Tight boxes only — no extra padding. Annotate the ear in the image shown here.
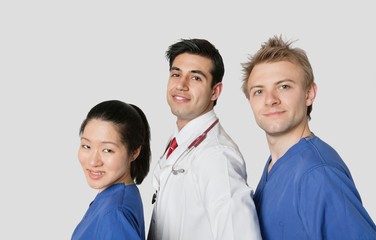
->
[211,82,223,101]
[131,147,141,162]
[306,83,317,106]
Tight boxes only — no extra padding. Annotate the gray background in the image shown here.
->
[1,1,375,239]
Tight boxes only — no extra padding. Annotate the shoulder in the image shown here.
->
[97,208,143,240]
[99,184,143,215]
[296,164,375,238]
[190,124,248,178]
[292,136,350,175]
[201,123,241,154]
[304,135,343,163]
[296,161,360,210]
[196,127,244,164]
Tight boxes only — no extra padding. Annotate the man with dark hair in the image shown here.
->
[148,38,262,240]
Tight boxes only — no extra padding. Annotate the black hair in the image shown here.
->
[79,100,151,184]
[166,38,225,106]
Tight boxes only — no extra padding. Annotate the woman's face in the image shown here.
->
[78,119,133,192]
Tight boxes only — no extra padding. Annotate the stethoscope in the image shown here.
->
[152,118,219,204]
[160,118,219,175]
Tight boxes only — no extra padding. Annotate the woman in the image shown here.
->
[72,100,151,240]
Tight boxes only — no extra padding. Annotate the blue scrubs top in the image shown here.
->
[254,134,376,239]
[72,183,145,240]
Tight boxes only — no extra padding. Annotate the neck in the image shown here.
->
[267,123,311,172]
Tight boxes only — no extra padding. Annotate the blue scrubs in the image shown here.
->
[254,134,376,239]
[72,183,145,240]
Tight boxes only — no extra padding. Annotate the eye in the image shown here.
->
[170,69,180,78]
[103,148,114,153]
[280,84,290,90]
[81,144,90,149]
[252,89,262,95]
[191,76,201,81]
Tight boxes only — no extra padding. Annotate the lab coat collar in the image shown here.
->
[173,110,218,148]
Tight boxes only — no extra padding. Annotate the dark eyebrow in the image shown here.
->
[80,137,119,147]
[191,70,208,80]
[170,66,208,80]
[80,136,90,142]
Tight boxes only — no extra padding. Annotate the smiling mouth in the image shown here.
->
[173,94,190,101]
[88,170,104,179]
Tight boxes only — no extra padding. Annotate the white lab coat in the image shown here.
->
[148,111,262,240]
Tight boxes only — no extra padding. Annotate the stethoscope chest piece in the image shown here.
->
[172,168,185,175]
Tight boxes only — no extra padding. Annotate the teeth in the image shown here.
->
[175,95,185,100]
[90,171,104,175]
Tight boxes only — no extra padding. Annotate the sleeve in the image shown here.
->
[96,208,143,240]
[194,147,262,240]
[298,166,376,239]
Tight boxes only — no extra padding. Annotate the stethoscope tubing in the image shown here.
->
[153,119,219,204]
[160,118,219,175]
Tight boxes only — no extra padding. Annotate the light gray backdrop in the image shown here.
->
[1,1,375,239]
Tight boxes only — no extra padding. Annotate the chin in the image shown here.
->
[87,181,104,190]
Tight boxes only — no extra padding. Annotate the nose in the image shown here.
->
[89,150,103,167]
[265,90,280,106]
[175,75,189,91]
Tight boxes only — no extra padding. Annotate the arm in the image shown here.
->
[298,166,376,239]
[97,208,143,240]
[194,147,262,240]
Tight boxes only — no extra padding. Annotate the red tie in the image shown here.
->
[166,137,178,159]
